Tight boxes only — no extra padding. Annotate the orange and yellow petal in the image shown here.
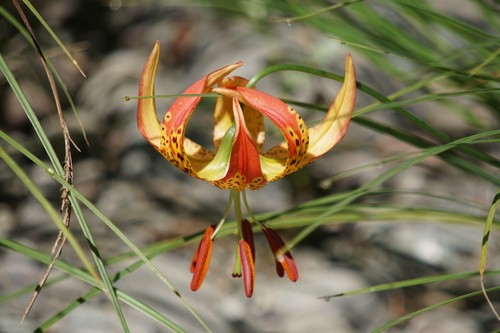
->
[298,55,356,168]
[212,86,309,183]
[213,98,266,190]
[213,99,265,153]
[195,124,235,181]
[237,87,309,181]
[213,95,234,149]
[159,62,243,180]
[214,77,265,151]
[137,41,162,149]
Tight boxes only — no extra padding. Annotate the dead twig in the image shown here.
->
[10,0,79,322]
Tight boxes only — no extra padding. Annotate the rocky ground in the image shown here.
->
[0,1,499,332]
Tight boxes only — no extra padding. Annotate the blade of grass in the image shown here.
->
[281,98,500,185]
[0,238,96,285]
[372,286,500,332]
[259,63,500,180]
[247,63,500,174]
[0,130,213,333]
[318,151,422,188]
[295,188,492,214]
[0,273,68,305]
[269,0,365,23]
[0,147,98,282]
[0,53,128,330]
[36,287,188,333]
[10,0,77,320]
[0,5,89,145]
[479,190,500,320]
[393,0,499,41]
[357,88,500,115]
[287,129,500,248]
[319,270,500,299]
[0,239,188,332]
[269,206,492,230]
[21,0,86,77]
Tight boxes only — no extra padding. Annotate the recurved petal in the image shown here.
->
[160,62,242,180]
[213,97,265,153]
[213,96,234,150]
[238,87,309,181]
[137,41,162,149]
[213,86,309,183]
[299,55,356,167]
[206,63,244,89]
[195,124,235,181]
[242,103,265,152]
[232,87,308,158]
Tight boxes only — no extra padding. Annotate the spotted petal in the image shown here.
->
[213,98,266,190]
[151,53,242,180]
[237,87,311,182]
[212,86,309,184]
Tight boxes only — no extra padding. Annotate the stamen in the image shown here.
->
[241,219,255,261]
[239,240,255,297]
[262,227,299,282]
[190,225,215,291]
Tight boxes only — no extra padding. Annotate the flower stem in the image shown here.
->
[211,190,236,240]
[232,188,244,239]
[241,191,257,222]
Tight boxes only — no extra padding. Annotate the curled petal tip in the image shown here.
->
[299,54,356,165]
[137,42,162,149]
[206,62,244,88]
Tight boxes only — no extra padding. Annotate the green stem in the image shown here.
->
[211,190,235,240]
[232,189,244,239]
[241,190,266,229]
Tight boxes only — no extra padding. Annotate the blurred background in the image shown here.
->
[1,0,499,332]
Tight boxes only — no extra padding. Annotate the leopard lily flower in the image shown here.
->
[138,41,356,297]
